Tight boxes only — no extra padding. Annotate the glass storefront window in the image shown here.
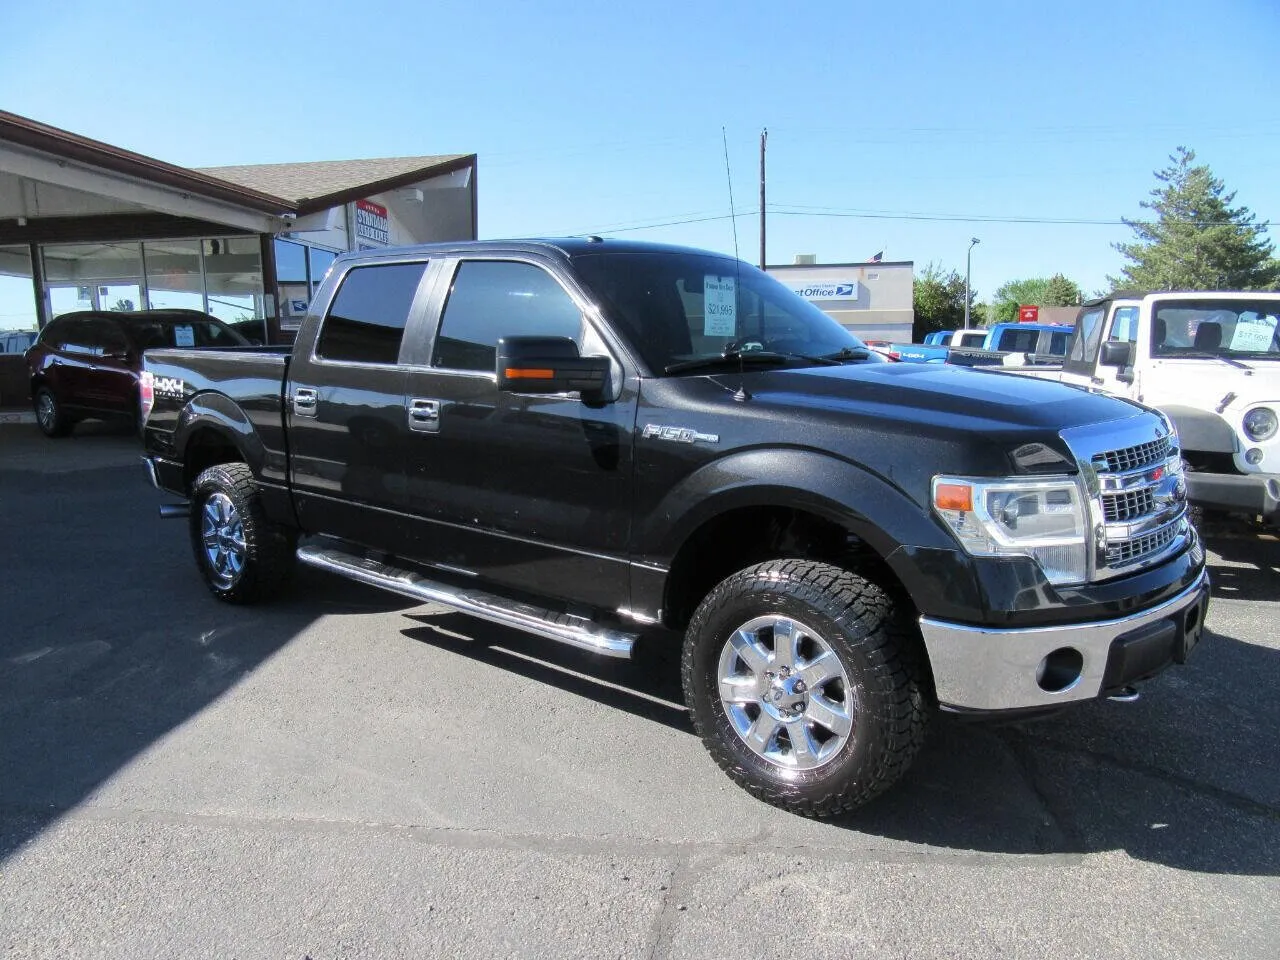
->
[204,237,267,343]
[309,248,337,293]
[43,242,145,317]
[0,246,38,351]
[144,239,204,312]
[274,239,308,282]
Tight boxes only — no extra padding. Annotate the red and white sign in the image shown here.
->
[355,199,390,246]
[1018,305,1040,323]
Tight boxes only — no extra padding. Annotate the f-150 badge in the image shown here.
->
[642,423,720,444]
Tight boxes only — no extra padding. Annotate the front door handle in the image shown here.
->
[293,387,318,418]
[408,397,440,433]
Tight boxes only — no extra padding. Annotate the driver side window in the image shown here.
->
[432,260,587,372]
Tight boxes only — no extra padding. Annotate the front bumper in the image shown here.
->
[1186,471,1280,519]
[919,567,1210,712]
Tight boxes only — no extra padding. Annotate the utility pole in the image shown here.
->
[964,237,980,329]
[759,128,767,270]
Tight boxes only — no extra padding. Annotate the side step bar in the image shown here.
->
[296,544,637,658]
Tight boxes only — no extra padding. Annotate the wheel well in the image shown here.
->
[182,429,244,491]
[662,506,917,630]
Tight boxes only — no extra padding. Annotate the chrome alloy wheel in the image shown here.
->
[201,492,247,589]
[36,392,56,432]
[716,615,854,770]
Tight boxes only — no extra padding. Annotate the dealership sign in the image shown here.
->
[355,199,390,245]
[782,280,859,301]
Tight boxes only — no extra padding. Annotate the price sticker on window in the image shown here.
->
[703,276,737,337]
[174,325,195,347]
[1229,314,1277,352]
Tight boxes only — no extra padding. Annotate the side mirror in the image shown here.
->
[496,336,609,398]
[1099,340,1133,368]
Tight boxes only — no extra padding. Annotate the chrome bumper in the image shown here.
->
[919,568,1210,712]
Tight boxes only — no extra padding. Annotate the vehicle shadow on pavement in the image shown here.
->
[0,456,415,865]
[402,536,1279,878]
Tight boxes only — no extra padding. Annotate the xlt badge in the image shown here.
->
[642,423,720,445]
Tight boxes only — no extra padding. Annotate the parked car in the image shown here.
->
[140,239,1207,817]
[946,322,1075,367]
[26,309,249,437]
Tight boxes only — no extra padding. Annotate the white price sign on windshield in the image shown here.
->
[173,325,195,347]
[703,275,737,337]
[1229,314,1277,352]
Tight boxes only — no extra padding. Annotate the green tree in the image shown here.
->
[1111,147,1280,291]
[912,263,977,340]
[990,274,1083,324]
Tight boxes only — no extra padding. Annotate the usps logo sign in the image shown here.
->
[355,199,390,246]
[783,280,859,301]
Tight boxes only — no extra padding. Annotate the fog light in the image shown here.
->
[1246,448,1264,465]
[1036,647,1084,693]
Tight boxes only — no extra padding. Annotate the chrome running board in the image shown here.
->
[296,544,636,658]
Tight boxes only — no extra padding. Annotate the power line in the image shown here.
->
[768,206,1273,227]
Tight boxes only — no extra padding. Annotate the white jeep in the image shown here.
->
[1007,291,1280,524]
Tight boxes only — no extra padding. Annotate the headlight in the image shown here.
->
[1243,406,1277,442]
[933,475,1089,586]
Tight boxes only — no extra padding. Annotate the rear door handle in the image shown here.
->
[408,397,440,433]
[293,387,318,418]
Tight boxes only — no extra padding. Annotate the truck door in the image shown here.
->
[397,255,636,611]
[1091,305,1141,400]
[285,257,434,553]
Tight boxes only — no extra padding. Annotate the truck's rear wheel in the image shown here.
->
[189,463,296,604]
[681,559,930,817]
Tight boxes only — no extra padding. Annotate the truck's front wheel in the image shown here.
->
[189,463,296,604]
[681,560,930,816]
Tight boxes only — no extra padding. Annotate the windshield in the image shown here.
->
[122,316,248,350]
[1153,300,1280,359]
[573,251,867,374]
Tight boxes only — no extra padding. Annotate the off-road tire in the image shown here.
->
[34,386,72,438]
[189,462,296,604]
[681,559,931,817]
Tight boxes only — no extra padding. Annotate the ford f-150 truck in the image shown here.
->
[140,239,1209,816]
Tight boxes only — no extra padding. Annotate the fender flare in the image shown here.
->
[172,391,266,477]
[638,447,958,564]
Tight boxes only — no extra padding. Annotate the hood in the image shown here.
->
[724,361,1141,435]
[1144,358,1280,416]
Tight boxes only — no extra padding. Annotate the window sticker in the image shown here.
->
[173,325,196,347]
[1229,313,1277,352]
[703,276,737,337]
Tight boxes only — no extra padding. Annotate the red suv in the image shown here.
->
[26,309,249,437]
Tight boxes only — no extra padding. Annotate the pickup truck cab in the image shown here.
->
[947,322,1075,368]
[1004,291,1280,524]
[140,239,1209,816]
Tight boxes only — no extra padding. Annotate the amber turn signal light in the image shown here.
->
[934,482,973,512]
[503,367,556,380]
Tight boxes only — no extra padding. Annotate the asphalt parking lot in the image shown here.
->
[1,422,1278,959]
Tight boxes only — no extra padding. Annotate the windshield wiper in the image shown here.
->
[1180,351,1252,371]
[663,346,872,375]
[664,350,799,375]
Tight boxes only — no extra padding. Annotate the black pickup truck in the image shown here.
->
[140,238,1209,816]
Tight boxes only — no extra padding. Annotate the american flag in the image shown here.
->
[867,251,883,263]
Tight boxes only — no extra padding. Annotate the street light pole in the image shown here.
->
[964,237,980,329]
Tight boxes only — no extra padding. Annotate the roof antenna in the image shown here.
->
[722,127,750,402]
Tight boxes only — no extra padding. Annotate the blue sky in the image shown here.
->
[2,0,1278,300]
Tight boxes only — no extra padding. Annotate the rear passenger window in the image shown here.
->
[316,262,426,365]
[432,261,585,372]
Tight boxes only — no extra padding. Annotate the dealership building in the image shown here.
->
[0,110,477,406]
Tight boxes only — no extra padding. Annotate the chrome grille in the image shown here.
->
[1062,416,1190,582]
[1102,488,1156,522]
[1106,522,1179,568]
[1091,436,1170,474]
